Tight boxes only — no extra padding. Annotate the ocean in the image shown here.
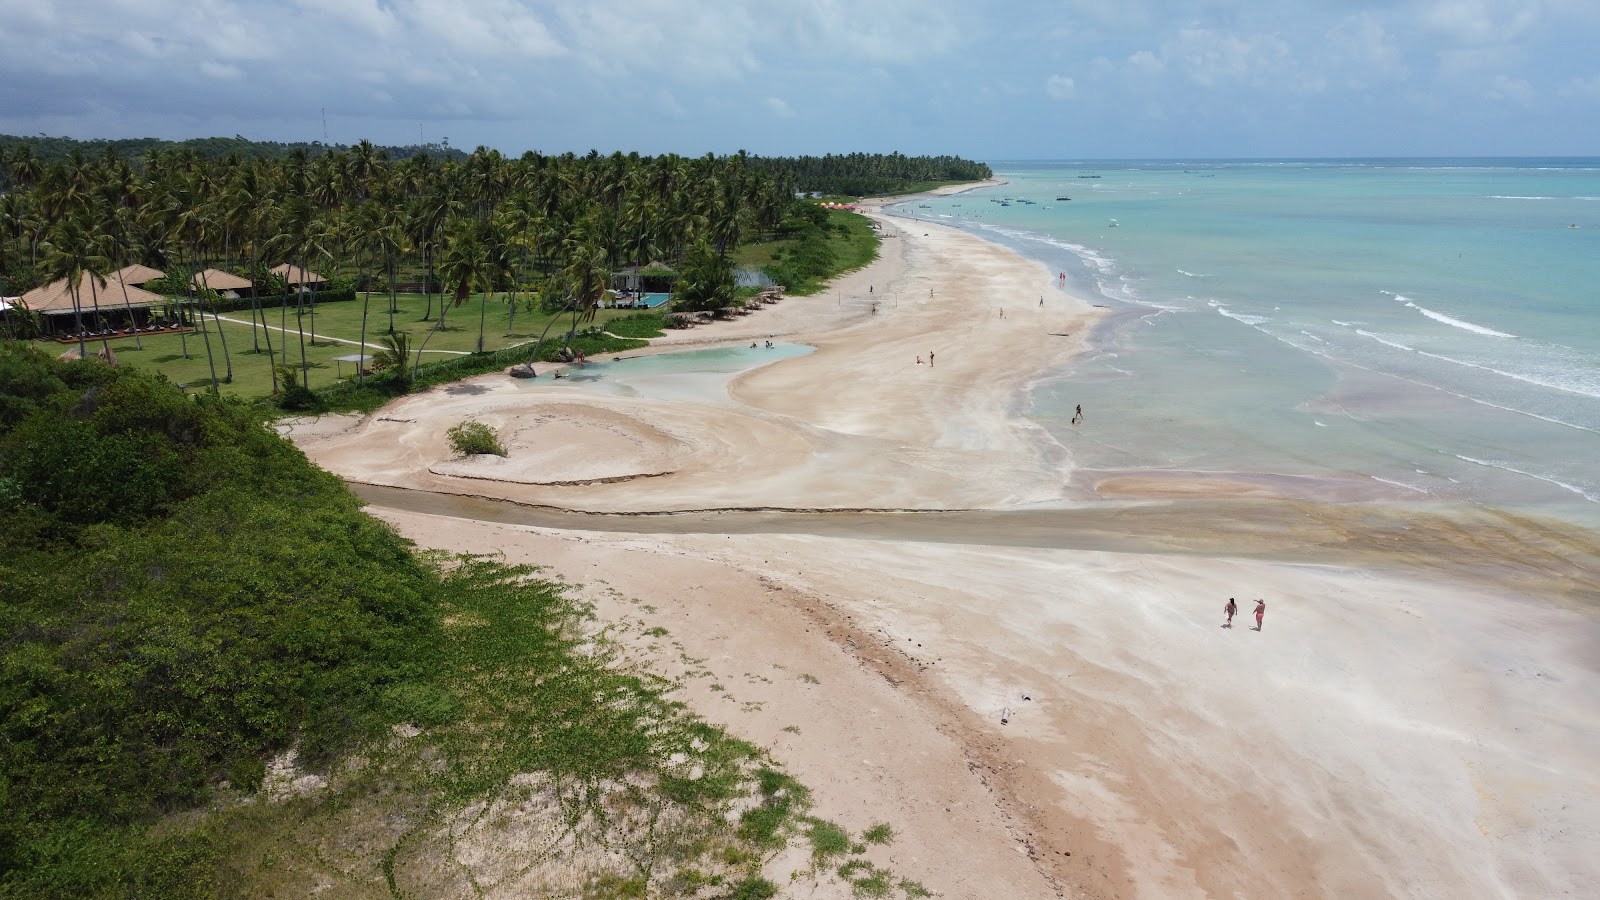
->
[890,160,1600,527]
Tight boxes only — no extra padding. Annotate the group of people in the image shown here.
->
[1222,598,1266,631]
[915,350,935,366]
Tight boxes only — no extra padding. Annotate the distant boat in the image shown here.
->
[917,204,931,208]
[1000,201,1011,206]
[1056,196,1071,201]
[1078,175,1101,179]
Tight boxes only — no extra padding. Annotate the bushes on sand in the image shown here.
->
[446,419,505,457]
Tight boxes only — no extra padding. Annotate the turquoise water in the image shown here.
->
[521,343,812,402]
[895,160,1600,525]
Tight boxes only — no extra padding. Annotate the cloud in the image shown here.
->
[1556,74,1600,99]
[1322,14,1409,89]
[1126,50,1165,77]
[292,0,400,39]
[1483,73,1535,104]
[403,0,565,59]
[766,96,796,118]
[1045,75,1076,99]
[1420,0,1543,45]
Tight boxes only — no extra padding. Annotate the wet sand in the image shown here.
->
[299,185,1600,899]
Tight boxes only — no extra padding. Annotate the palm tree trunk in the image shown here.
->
[88,275,109,355]
[387,258,398,334]
[357,289,370,386]
[477,287,489,353]
[197,265,233,383]
[422,243,436,321]
[258,279,277,393]
[70,282,87,358]
[295,262,311,385]
[114,258,144,350]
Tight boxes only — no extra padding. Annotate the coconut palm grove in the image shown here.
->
[0,137,988,408]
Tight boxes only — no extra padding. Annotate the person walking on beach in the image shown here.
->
[1224,598,1237,628]
[928,350,935,367]
[1040,296,1044,307]
[1253,600,1266,631]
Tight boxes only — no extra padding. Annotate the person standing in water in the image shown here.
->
[1253,600,1266,631]
[1223,598,1237,628]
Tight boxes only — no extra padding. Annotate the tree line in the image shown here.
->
[750,151,992,196]
[0,138,989,397]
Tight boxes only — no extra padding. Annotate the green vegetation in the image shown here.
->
[750,152,992,196]
[863,822,895,845]
[603,312,667,339]
[0,139,976,407]
[807,820,852,860]
[733,208,878,296]
[0,344,927,897]
[445,419,505,456]
[0,133,465,166]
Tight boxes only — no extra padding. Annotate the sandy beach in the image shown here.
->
[298,184,1600,899]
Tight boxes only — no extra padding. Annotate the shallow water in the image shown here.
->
[518,343,812,403]
[894,160,1600,528]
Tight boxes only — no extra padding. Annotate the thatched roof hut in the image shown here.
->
[20,272,168,315]
[268,264,327,286]
[112,264,165,286]
[192,269,252,293]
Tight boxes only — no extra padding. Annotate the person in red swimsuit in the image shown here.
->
[1253,600,1266,631]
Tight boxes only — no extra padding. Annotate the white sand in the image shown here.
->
[300,187,1600,899]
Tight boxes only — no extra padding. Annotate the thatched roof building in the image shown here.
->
[269,264,327,286]
[112,264,165,286]
[192,269,252,292]
[19,272,168,315]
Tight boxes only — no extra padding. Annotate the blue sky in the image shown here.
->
[2,0,1597,159]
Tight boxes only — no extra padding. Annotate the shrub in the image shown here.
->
[446,419,505,457]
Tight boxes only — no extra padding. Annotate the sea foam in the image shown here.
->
[1395,296,1515,337]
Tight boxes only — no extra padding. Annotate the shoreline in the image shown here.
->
[297,185,1600,898]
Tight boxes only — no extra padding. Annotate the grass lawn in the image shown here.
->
[731,209,878,296]
[52,292,662,401]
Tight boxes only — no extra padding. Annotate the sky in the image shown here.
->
[2,0,1598,160]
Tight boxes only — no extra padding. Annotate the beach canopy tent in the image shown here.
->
[19,272,172,337]
[113,263,166,287]
[191,268,252,295]
[269,263,327,287]
[333,353,370,378]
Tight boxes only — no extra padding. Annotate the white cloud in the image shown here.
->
[1421,0,1543,45]
[1483,73,1535,104]
[1045,74,1076,99]
[1556,74,1600,98]
[1165,28,1295,90]
[1126,49,1164,76]
[200,61,243,80]
[1322,14,1409,89]
[292,0,400,38]
[403,0,565,59]
[766,96,796,118]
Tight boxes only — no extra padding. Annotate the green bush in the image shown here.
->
[446,419,506,456]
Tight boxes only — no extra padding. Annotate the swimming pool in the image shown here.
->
[612,293,671,309]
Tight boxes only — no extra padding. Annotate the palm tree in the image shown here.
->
[41,209,113,358]
[271,198,329,386]
[436,215,494,355]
